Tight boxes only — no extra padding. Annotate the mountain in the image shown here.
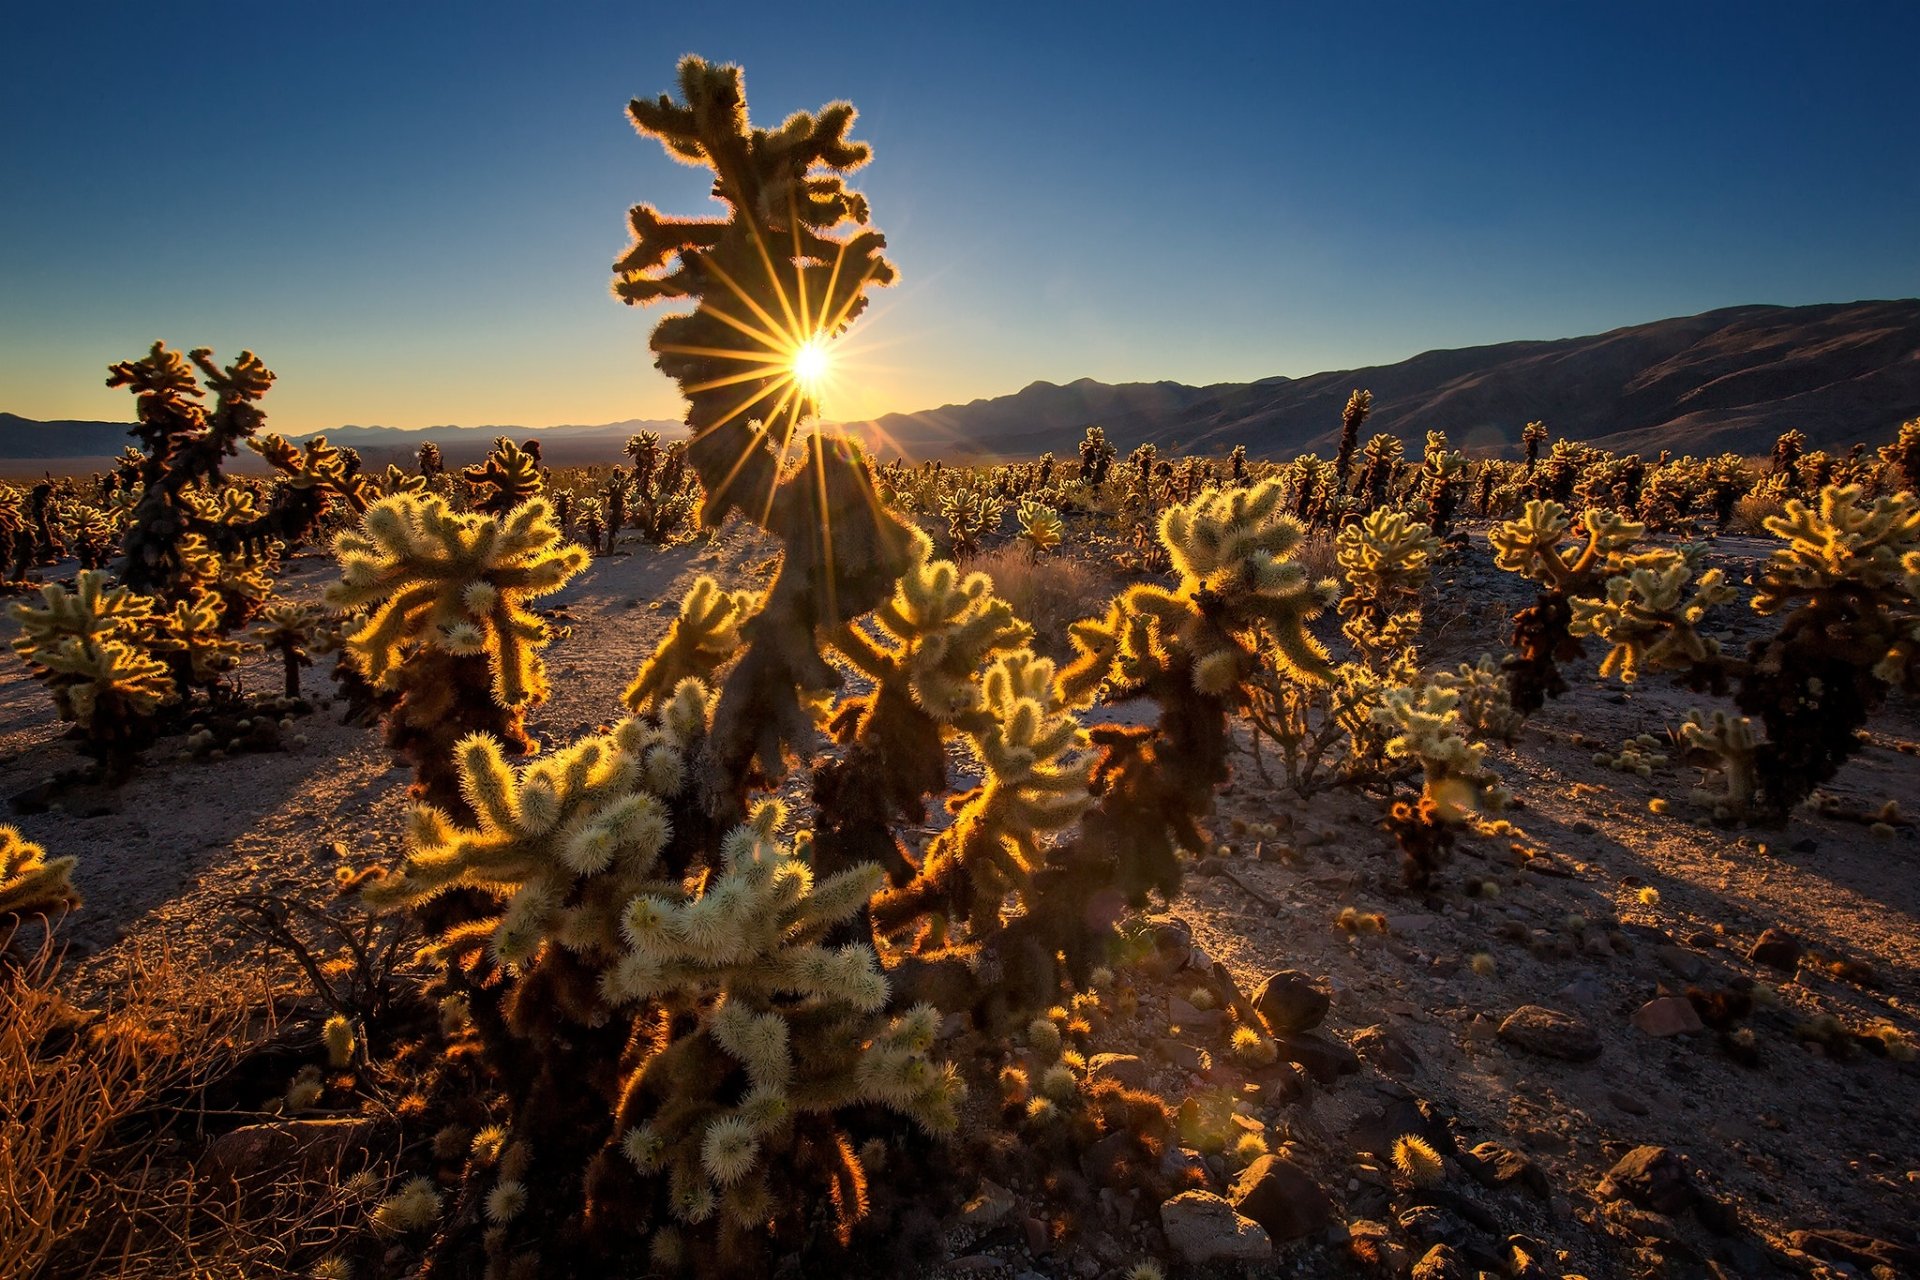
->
[7,300,1918,471]
[0,415,683,474]
[843,299,1920,460]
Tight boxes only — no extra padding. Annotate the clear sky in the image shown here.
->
[4,2,1916,433]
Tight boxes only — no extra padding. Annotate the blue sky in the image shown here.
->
[3,2,1916,432]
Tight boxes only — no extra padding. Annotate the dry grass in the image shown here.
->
[2,935,390,1279]
[969,545,1114,657]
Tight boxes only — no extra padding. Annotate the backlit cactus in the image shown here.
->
[0,825,80,926]
[462,439,546,515]
[1015,498,1065,560]
[1569,544,1734,684]
[9,571,175,770]
[327,493,587,810]
[1336,508,1437,671]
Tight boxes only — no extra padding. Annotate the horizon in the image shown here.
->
[4,3,1918,433]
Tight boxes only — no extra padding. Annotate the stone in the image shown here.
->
[1159,1146,1209,1184]
[1606,1089,1652,1116]
[1352,1024,1421,1076]
[1087,1052,1150,1088]
[1631,995,1706,1038]
[200,1117,386,1182]
[958,1179,1016,1227]
[1155,1039,1204,1071]
[1143,919,1193,977]
[1507,1233,1553,1279]
[1158,1191,1273,1265]
[1748,927,1801,971]
[1597,1146,1695,1215]
[1276,1031,1359,1082]
[1789,1228,1920,1272]
[1228,1154,1332,1242]
[1462,1141,1551,1200]
[1411,1242,1471,1280]
[1397,1204,1465,1248]
[1497,1005,1603,1062]
[1252,969,1331,1035]
[1655,944,1705,980]
[1353,1096,1451,1160]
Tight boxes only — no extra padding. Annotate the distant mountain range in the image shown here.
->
[0,416,683,473]
[6,299,1917,471]
[843,299,1920,460]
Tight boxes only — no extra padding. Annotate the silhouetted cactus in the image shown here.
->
[105,342,363,594]
[1334,389,1371,493]
[463,439,546,515]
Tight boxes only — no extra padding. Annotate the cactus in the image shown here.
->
[1373,681,1510,885]
[8,571,175,771]
[1880,418,1920,493]
[1335,508,1437,671]
[615,54,917,786]
[326,493,587,813]
[252,601,324,699]
[105,342,364,594]
[1333,389,1371,493]
[1015,498,1065,561]
[0,826,80,927]
[940,484,1005,559]
[462,438,546,515]
[1568,544,1734,684]
[1079,426,1116,489]
[1488,499,1648,712]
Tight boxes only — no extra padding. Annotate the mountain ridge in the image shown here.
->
[6,299,1917,469]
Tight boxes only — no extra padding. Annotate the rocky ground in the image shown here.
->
[3,517,1916,1280]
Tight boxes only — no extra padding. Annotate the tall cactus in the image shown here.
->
[615,55,914,790]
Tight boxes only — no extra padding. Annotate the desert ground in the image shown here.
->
[5,511,1915,1280]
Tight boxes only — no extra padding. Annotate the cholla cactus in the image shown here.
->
[1489,500,1648,712]
[1,826,80,926]
[105,342,363,594]
[1374,682,1510,885]
[1080,426,1116,489]
[151,589,250,697]
[327,493,587,811]
[1336,508,1437,670]
[1428,654,1522,742]
[605,817,960,1259]
[623,576,758,717]
[1333,390,1371,492]
[1569,544,1734,684]
[1678,709,1759,814]
[9,571,174,769]
[1356,433,1402,512]
[615,55,916,784]
[253,601,323,699]
[1522,420,1549,474]
[462,439,546,515]
[941,485,1004,559]
[1016,498,1065,561]
[1418,431,1468,536]
[1879,418,1920,493]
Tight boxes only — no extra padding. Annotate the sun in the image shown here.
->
[791,336,831,396]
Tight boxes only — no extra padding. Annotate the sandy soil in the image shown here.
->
[4,518,1916,1279]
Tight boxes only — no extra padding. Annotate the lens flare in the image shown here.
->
[792,337,831,395]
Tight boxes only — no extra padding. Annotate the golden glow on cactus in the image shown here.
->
[327,494,587,709]
[8,571,175,727]
[0,825,81,920]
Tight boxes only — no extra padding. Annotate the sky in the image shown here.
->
[3,2,1917,434]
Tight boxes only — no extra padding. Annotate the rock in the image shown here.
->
[1143,919,1193,977]
[1597,1146,1695,1215]
[1158,1191,1273,1265]
[1411,1242,1471,1280]
[1229,1154,1332,1242]
[1497,1005,1603,1062]
[1352,1024,1421,1076]
[200,1117,386,1182]
[1252,969,1331,1035]
[1168,996,1227,1035]
[1631,996,1705,1038]
[1606,1089,1652,1116]
[1462,1141,1551,1200]
[1155,1040,1204,1071]
[1789,1228,1920,1272]
[1554,975,1608,1007]
[1159,1146,1209,1185]
[1023,1215,1048,1255]
[1655,944,1706,980]
[1087,1052,1150,1088]
[1080,1130,1138,1186]
[1507,1233,1553,1278]
[1276,1031,1359,1082]
[958,1179,1016,1227]
[1353,1096,1452,1159]
[1748,928,1802,971]
[1396,1204,1465,1248]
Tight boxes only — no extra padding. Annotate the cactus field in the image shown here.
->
[4,52,1920,1280]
